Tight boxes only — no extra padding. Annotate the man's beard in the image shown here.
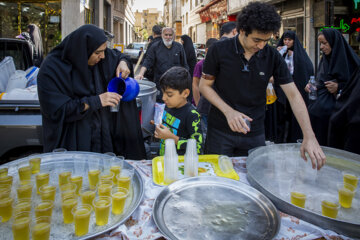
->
[163,38,173,47]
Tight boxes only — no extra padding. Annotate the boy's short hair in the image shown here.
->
[236,2,281,35]
[159,66,191,93]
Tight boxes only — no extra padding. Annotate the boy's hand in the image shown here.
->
[154,124,176,140]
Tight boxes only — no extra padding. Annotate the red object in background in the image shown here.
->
[357,27,360,32]
[228,15,236,22]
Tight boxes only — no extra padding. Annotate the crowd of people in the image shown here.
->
[36,2,360,166]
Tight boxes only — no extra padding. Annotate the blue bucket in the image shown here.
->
[107,73,140,102]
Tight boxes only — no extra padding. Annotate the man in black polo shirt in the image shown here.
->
[199,2,326,169]
[136,27,189,101]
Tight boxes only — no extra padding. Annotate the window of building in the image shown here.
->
[190,0,192,10]
[186,13,188,25]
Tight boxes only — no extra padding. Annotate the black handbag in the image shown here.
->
[308,87,336,118]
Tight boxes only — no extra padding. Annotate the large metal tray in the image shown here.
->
[247,144,360,238]
[0,151,144,240]
[153,176,280,240]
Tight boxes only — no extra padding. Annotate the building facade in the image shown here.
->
[0,0,134,55]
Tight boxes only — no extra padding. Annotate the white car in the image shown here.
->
[124,42,148,62]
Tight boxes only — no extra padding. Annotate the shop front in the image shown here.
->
[196,0,227,39]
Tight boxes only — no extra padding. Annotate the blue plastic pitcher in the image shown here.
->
[107,73,140,102]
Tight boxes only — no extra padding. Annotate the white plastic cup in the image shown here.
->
[184,139,198,177]
[164,139,178,184]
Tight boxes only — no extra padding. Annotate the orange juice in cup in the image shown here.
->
[111,187,129,215]
[72,205,92,236]
[290,191,306,208]
[12,211,31,240]
[29,157,41,174]
[61,194,78,224]
[343,172,359,188]
[36,172,50,194]
[32,216,51,240]
[39,185,56,201]
[35,200,54,218]
[70,175,83,195]
[0,196,13,222]
[17,183,33,199]
[58,171,71,187]
[93,196,111,226]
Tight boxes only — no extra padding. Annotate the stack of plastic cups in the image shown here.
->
[164,139,178,184]
[184,139,199,177]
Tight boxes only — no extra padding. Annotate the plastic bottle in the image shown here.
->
[308,76,317,100]
[278,45,287,55]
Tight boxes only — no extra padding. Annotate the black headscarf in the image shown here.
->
[329,66,360,154]
[38,25,146,159]
[28,24,43,66]
[320,29,360,88]
[277,31,314,105]
[180,34,197,76]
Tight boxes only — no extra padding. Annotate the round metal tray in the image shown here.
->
[153,176,280,240]
[247,144,360,238]
[0,151,144,240]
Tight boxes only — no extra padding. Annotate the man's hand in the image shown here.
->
[324,81,338,94]
[224,109,252,134]
[116,60,130,79]
[135,74,144,80]
[300,135,326,170]
[304,83,311,93]
[154,124,177,141]
[99,92,121,107]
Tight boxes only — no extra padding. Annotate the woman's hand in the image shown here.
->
[324,81,338,94]
[99,92,121,107]
[276,46,283,51]
[304,83,311,93]
[116,60,130,79]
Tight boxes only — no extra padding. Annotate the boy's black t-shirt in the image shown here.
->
[159,103,204,155]
[203,35,293,136]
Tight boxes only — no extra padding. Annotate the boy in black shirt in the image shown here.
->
[154,66,203,156]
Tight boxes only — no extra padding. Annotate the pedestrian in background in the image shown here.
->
[305,28,360,146]
[219,22,237,40]
[268,30,314,143]
[180,34,197,77]
[28,24,43,67]
[37,24,146,159]
[136,27,189,102]
[143,25,162,81]
[200,2,325,169]
[192,38,218,137]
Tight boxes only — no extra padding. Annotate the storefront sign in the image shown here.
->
[320,19,350,32]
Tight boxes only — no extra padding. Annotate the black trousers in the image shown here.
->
[205,126,265,156]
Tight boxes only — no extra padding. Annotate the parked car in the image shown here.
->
[123,42,148,62]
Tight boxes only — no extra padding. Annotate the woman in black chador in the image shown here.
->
[265,31,314,143]
[305,28,360,146]
[328,66,360,154]
[37,25,146,159]
[180,35,197,77]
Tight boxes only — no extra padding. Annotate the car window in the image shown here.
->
[126,44,134,49]
[133,43,145,50]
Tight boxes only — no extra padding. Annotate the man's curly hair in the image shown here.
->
[236,2,281,35]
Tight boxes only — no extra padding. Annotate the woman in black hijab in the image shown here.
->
[28,24,43,67]
[180,35,197,77]
[328,66,360,154]
[305,28,360,146]
[37,24,146,159]
[266,31,314,143]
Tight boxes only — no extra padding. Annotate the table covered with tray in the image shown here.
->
[102,145,357,240]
